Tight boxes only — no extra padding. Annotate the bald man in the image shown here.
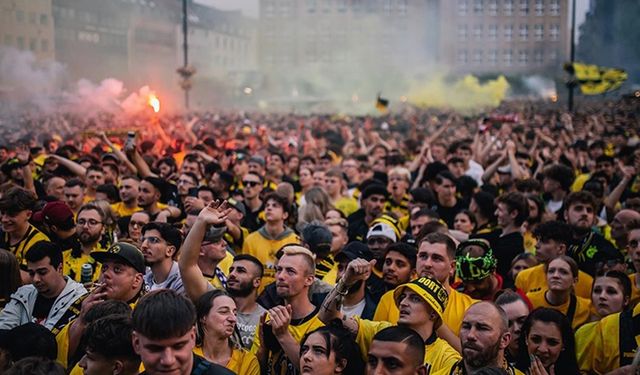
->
[610,209,640,249]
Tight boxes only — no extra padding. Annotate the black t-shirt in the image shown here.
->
[434,200,467,229]
[242,202,265,233]
[472,229,524,278]
[569,231,623,277]
[32,294,57,324]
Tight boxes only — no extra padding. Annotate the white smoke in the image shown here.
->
[522,75,557,99]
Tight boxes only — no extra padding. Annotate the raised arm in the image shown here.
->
[48,154,87,177]
[178,200,232,301]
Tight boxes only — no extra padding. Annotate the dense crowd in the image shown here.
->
[0,96,639,375]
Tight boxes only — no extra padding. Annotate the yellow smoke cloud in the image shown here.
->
[408,75,510,112]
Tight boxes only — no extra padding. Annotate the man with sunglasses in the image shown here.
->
[240,172,265,232]
[140,222,184,294]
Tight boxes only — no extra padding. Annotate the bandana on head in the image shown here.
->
[455,240,497,281]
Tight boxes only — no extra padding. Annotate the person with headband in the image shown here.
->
[455,239,528,303]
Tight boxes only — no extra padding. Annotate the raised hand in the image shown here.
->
[268,304,292,338]
[197,200,232,226]
[342,258,376,286]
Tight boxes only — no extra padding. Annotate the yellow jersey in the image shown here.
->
[334,196,359,217]
[241,228,299,280]
[2,225,49,266]
[193,345,260,375]
[251,310,324,375]
[575,303,640,374]
[322,264,338,286]
[629,273,640,308]
[355,318,461,374]
[373,286,477,336]
[62,249,103,283]
[109,202,140,218]
[515,264,593,299]
[526,290,591,330]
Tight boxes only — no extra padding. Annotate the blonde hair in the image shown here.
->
[281,245,316,276]
[389,167,411,182]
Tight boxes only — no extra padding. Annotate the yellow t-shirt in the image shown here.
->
[62,249,103,283]
[203,251,234,289]
[3,225,49,266]
[575,303,640,374]
[373,287,477,336]
[515,264,594,299]
[334,196,359,217]
[109,202,140,218]
[193,346,260,375]
[241,229,300,283]
[355,318,461,375]
[431,361,525,375]
[250,311,324,375]
[322,264,338,286]
[526,289,591,330]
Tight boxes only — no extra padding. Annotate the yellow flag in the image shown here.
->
[568,62,628,95]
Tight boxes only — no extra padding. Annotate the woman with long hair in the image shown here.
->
[0,249,21,310]
[299,322,365,375]
[526,255,591,330]
[195,290,259,375]
[298,187,333,229]
[515,308,580,375]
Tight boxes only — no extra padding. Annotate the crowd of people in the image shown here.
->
[0,96,639,375]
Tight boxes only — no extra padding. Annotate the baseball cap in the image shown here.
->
[32,201,74,224]
[301,222,332,255]
[91,242,146,274]
[227,197,246,216]
[203,225,226,243]
[335,241,374,262]
[248,155,265,167]
[393,277,449,320]
[366,223,397,242]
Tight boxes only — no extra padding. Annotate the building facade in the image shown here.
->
[0,0,55,61]
[440,0,570,74]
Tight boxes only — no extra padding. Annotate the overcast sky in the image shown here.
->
[195,0,590,35]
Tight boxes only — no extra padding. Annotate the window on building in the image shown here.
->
[457,49,469,64]
[473,25,483,39]
[4,35,12,46]
[519,50,528,65]
[503,49,513,65]
[458,24,468,41]
[488,24,498,40]
[29,12,37,24]
[398,0,408,15]
[473,49,483,63]
[337,0,348,13]
[549,49,558,61]
[534,24,544,40]
[549,0,560,15]
[520,0,529,15]
[504,24,514,41]
[383,0,392,15]
[16,10,25,22]
[488,0,498,15]
[534,50,543,64]
[550,24,559,41]
[474,0,483,14]
[41,39,49,52]
[488,49,498,65]
[519,24,528,41]
[264,1,275,17]
[322,0,331,13]
[504,0,514,15]
[29,38,37,51]
[535,0,544,15]
[458,0,469,16]
[307,0,317,13]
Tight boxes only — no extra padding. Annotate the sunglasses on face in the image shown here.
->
[243,180,260,187]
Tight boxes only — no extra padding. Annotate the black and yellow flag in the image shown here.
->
[376,93,389,113]
[565,62,628,95]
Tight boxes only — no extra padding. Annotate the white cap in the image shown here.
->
[366,223,397,242]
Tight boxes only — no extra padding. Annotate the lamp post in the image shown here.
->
[567,0,577,112]
[177,0,195,110]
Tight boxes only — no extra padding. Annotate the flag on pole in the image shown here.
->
[376,93,389,113]
[565,62,628,95]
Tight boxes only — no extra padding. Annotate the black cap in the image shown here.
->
[92,242,146,274]
[335,241,373,262]
[361,184,389,201]
[203,225,226,243]
[301,222,332,255]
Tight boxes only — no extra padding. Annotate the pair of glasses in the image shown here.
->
[77,219,102,227]
[243,181,260,187]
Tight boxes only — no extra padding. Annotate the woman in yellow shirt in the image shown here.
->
[194,289,260,375]
[526,256,591,330]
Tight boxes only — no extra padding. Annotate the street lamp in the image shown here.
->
[177,0,196,110]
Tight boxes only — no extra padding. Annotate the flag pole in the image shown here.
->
[568,0,577,112]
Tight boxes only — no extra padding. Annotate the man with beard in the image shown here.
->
[110,176,140,218]
[63,203,106,283]
[208,171,233,200]
[564,191,622,276]
[141,222,184,294]
[227,254,265,349]
[138,177,181,222]
[0,241,87,331]
[374,233,477,337]
[319,260,461,375]
[252,245,324,375]
[333,241,377,319]
[348,183,388,242]
[432,301,524,375]
[382,243,417,290]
